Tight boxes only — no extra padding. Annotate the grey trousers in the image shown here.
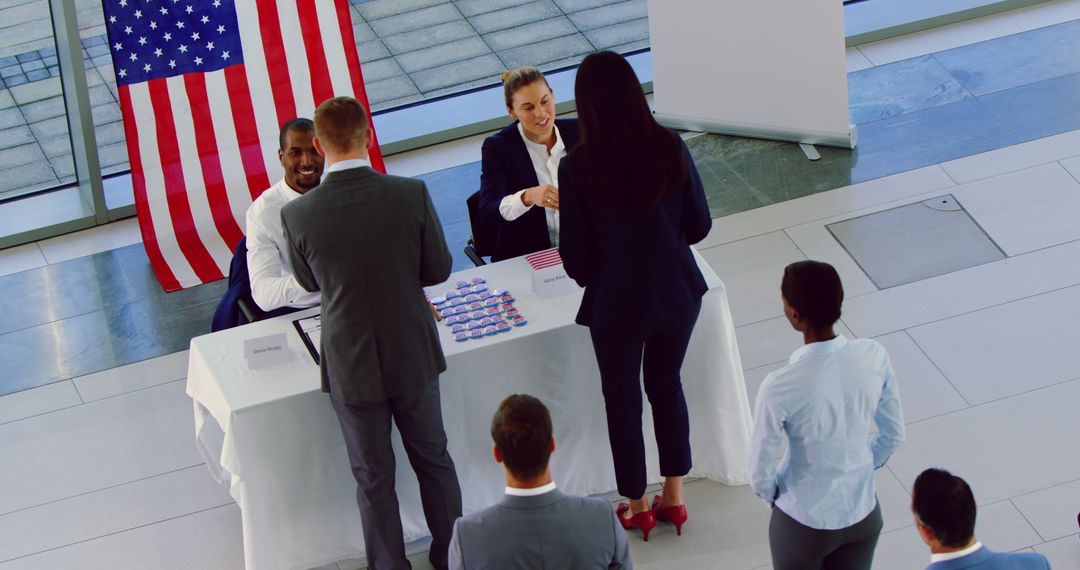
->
[769,502,883,570]
[330,382,462,570]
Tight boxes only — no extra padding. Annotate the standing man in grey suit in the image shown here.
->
[281,96,463,570]
[913,468,1050,570]
[449,394,632,569]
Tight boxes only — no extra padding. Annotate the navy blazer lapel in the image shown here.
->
[498,489,566,510]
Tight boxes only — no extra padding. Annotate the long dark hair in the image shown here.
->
[570,51,686,210]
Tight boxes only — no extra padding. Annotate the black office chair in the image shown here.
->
[464,190,494,266]
[211,237,301,331]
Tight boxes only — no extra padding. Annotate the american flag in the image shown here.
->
[525,248,564,270]
[104,0,385,291]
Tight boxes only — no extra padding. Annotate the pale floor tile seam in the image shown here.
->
[71,378,85,404]
[1011,474,1080,501]
[1009,497,1051,543]
[700,168,963,250]
[936,159,961,186]
[900,329,972,407]
[842,235,1080,307]
[0,462,214,519]
[0,502,236,565]
[0,400,81,427]
[904,375,1080,429]
[1062,157,1080,186]
[942,147,1080,185]
[74,376,189,405]
[0,374,185,430]
[745,358,787,376]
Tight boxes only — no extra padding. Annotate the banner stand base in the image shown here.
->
[654,113,858,150]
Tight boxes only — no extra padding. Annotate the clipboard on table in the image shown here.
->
[292,314,322,365]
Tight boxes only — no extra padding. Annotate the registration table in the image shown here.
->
[187,249,753,570]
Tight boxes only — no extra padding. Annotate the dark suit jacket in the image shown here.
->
[281,166,452,403]
[448,489,631,569]
[559,135,712,333]
[927,546,1050,570]
[478,119,580,262]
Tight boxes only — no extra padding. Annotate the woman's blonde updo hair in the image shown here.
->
[502,66,549,109]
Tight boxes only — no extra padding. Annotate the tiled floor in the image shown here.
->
[1,6,1080,570]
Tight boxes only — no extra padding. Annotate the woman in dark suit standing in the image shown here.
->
[478,67,580,262]
[559,51,713,541]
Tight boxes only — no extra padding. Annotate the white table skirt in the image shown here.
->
[186,249,752,570]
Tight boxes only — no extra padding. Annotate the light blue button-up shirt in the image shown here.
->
[749,335,905,530]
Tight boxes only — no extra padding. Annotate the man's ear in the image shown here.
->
[493,445,503,464]
[312,136,327,157]
[364,128,374,150]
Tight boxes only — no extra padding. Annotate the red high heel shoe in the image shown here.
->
[616,503,657,541]
[651,495,688,535]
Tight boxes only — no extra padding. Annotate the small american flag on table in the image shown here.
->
[104,0,384,291]
[525,248,564,270]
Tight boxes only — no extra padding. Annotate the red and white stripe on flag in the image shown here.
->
[108,0,384,291]
[525,248,564,270]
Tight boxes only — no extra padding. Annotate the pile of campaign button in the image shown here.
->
[430,282,527,342]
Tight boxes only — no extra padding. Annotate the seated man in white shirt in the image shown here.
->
[913,468,1050,570]
[449,395,632,570]
[246,118,324,311]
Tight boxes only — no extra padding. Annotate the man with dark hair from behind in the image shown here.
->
[913,468,1050,569]
[449,395,632,569]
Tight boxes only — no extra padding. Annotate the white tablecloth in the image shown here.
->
[186,248,752,570]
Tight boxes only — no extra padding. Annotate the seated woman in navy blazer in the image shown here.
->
[478,66,580,262]
[559,51,712,542]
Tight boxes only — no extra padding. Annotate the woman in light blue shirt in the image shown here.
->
[750,261,905,570]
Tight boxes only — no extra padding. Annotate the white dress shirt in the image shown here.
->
[504,482,557,497]
[750,335,906,530]
[498,123,566,247]
[930,541,982,563]
[245,179,322,311]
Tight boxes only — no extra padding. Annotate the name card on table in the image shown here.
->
[243,333,293,370]
[526,248,581,299]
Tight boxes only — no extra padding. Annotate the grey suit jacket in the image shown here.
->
[281,166,452,403]
[448,489,631,570]
[927,546,1051,570]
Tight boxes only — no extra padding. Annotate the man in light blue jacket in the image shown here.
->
[914,468,1051,570]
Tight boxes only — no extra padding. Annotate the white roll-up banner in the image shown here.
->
[647,0,856,148]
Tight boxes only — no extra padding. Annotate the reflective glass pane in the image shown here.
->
[347,1,651,113]
[0,0,76,201]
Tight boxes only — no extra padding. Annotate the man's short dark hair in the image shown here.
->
[912,468,977,548]
[781,260,844,329]
[279,117,314,150]
[491,395,552,481]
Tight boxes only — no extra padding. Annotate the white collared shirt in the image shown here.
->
[245,179,322,311]
[750,335,906,530]
[325,157,371,174]
[504,482,557,497]
[498,123,566,247]
[931,541,983,563]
